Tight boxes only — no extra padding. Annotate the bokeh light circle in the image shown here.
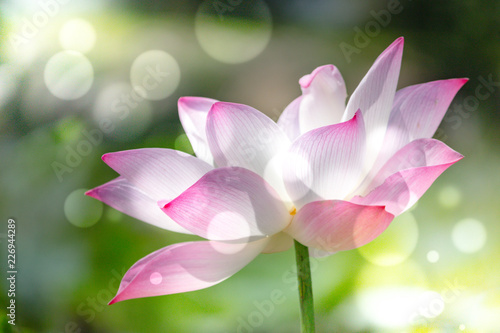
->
[438,185,462,209]
[354,287,443,329]
[357,211,419,266]
[208,211,250,254]
[354,260,430,328]
[452,218,487,253]
[130,50,180,100]
[195,0,272,64]
[150,272,163,285]
[59,19,96,53]
[426,250,440,263]
[64,189,103,228]
[44,51,94,100]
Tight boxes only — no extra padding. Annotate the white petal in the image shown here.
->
[86,177,191,234]
[102,148,213,201]
[178,96,218,165]
[207,102,292,202]
[284,111,366,208]
[343,37,404,174]
[298,65,347,134]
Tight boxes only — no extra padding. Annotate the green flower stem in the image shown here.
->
[294,240,315,333]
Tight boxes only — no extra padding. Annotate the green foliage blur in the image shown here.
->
[0,0,498,332]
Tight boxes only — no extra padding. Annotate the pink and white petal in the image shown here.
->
[391,78,468,140]
[207,102,290,173]
[298,65,347,134]
[283,110,366,208]
[102,148,213,201]
[352,139,463,215]
[86,177,191,234]
[360,138,463,194]
[343,37,404,173]
[178,97,219,165]
[161,167,291,243]
[285,200,394,252]
[109,239,269,304]
[277,96,302,141]
[370,78,468,175]
[207,102,291,201]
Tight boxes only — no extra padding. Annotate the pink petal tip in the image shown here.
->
[298,64,337,89]
[157,199,171,208]
[84,189,98,199]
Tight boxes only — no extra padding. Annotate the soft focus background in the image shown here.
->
[0,0,499,332]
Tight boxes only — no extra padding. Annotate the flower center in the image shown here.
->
[289,207,297,216]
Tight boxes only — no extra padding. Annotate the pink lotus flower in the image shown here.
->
[87,37,466,304]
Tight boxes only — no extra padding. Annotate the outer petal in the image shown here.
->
[283,110,366,208]
[161,167,291,243]
[102,148,213,201]
[343,37,404,173]
[207,102,291,202]
[352,139,463,215]
[86,177,191,234]
[369,79,468,175]
[277,96,302,141]
[178,97,219,165]
[109,239,269,304]
[389,78,468,142]
[285,200,394,252]
[298,65,347,134]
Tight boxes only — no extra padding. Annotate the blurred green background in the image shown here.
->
[0,0,499,332]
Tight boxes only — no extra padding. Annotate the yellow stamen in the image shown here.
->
[290,207,297,216]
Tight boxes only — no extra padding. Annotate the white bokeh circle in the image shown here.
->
[59,18,96,53]
[195,0,272,64]
[149,272,163,285]
[354,287,443,329]
[130,50,180,101]
[208,211,251,254]
[452,218,487,253]
[357,211,419,266]
[44,51,94,100]
[426,250,440,263]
